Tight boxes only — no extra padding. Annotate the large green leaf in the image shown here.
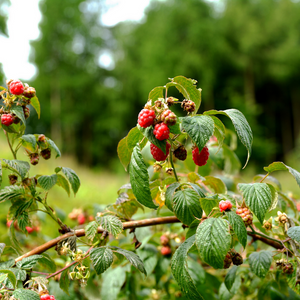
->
[170,235,204,300]
[0,185,25,203]
[248,250,272,278]
[30,96,40,118]
[166,76,202,113]
[110,247,147,275]
[13,289,40,300]
[204,109,253,168]
[182,115,214,151]
[264,162,300,188]
[56,174,70,197]
[61,167,80,196]
[287,226,300,244]
[117,127,146,171]
[226,211,247,248]
[16,255,43,270]
[2,159,30,179]
[138,125,166,154]
[238,183,272,224]
[90,247,114,275]
[173,189,203,226]
[96,215,123,237]
[165,182,180,212]
[196,218,231,269]
[129,144,157,209]
[37,174,57,190]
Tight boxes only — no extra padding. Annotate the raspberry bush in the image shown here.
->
[0,76,300,299]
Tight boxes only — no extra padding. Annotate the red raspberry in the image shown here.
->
[160,235,169,246]
[173,145,187,161]
[192,146,209,166]
[219,200,233,212]
[236,207,253,227]
[161,246,172,256]
[138,109,156,128]
[26,226,34,234]
[40,295,50,300]
[153,123,170,140]
[1,114,14,126]
[77,213,86,225]
[9,80,24,95]
[150,142,170,161]
[161,109,177,126]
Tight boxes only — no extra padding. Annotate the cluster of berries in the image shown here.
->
[160,234,172,256]
[236,206,253,227]
[276,259,294,275]
[219,200,233,212]
[0,79,35,127]
[137,99,209,166]
[223,249,243,269]
[68,208,93,225]
[40,294,56,300]
[6,219,40,234]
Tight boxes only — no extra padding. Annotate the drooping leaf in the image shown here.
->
[56,174,70,197]
[61,167,80,196]
[204,109,253,168]
[30,96,40,118]
[226,211,247,248]
[85,221,99,241]
[264,162,300,188]
[20,134,37,152]
[110,247,147,275]
[173,189,203,226]
[171,235,204,300]
[129,144,157,209]
[0,185,25,203]
[96,215,123,237]
[90,247,114,275]
[248,250,272,278]
[196,218,231,269]
[148,86,165,104]
[211,116,226,151]
[59,268,70,295]
[46,138,61,158]
[165,182,180,212]
[182,115,214,151]
[37,174,57,191]
[16,255,43,270]
[13,289,40,300]
[138,125,166,154]
[225,265,238,292]
[287,226,300,244]
[0,269,17,288]
[267,183,278,211]
[2,159,30,180]
[238,183,272,224]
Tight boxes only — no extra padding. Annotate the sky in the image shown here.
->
[0,0,152,81]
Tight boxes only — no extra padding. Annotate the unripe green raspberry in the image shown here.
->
[161,109,177,126]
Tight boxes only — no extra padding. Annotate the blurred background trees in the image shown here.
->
[4,0,300,170]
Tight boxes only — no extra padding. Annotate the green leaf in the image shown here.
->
[0,259,15,269]
[46,138,61,158]
[287,226,300,244]
[169,122,181,134]
[196,218,231,269]
[61,167,80,196]
[0,185,25,203]
[171,235,204,300]
[138,125,166,154]
[5,268,26,281]
[96,215,123,237]
[37,174,57,190]
[204,109,253,168]
[129,144,157,209]
[38,253,56,273]
[223,144,242,174]
[202,176,227,194]
[182,115,214,152]
[90,247,113,275]
[187,259,206,286]
[238,183,272,224]
[59,268,70,296]
[101,266,126,300]
[111,247,147,275]
[173,189,203,226]
[225,265,238,292]
[0,162,2,187]
[148,86,165,104]
[30,96,40,118]
[165,182,180,212]
[0,243,5,257]
[17,211,30,232]
[2,159,30,180]
[56,174,70,197]
[267,183,278,211]
[166,76,202,113]
[264,162,300,188]
[248,250,272,278]
[85,221,99,241]
[200,196,219,216]
[2,123,19,133]
[13,288,40,300]
[0,273,8,284]
[20,134,37,152]
[211,116,226,151]
[226,211,247,248]
[11,105,26,125]
[189,183,206,197]
[117,127,146,171]
[0,269,17,288]
[16,255,43,270]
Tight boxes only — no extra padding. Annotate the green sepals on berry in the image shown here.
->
[138,109,156,128]
[192,146,209,166]
[1,114,14,126]
[223,252,232,269]
[173,145,187,161]
[9,80,25,95]
[150,142,171,161]
[161,109,177,126]
[153,123,170,140]
[236,206,253,227]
